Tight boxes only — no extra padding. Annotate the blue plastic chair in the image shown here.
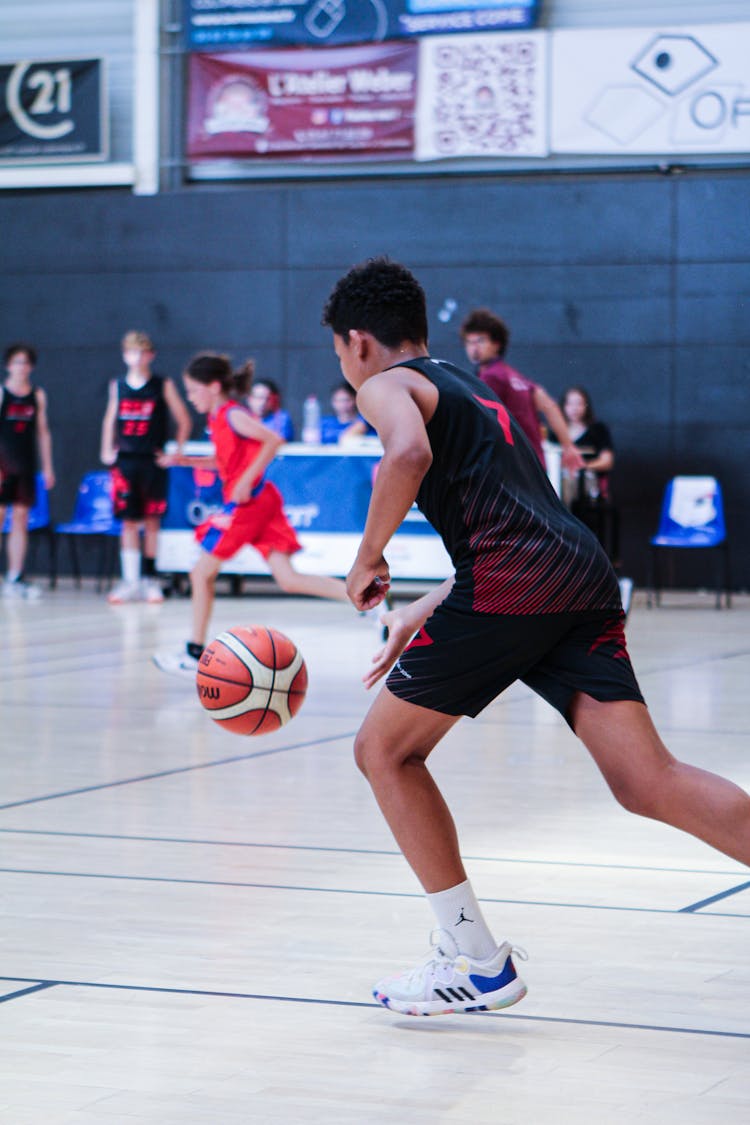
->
[55,471,121,589]
[1,471,57,586]
[648,476,730,608]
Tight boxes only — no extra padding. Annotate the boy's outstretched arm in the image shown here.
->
[347,372,432,611]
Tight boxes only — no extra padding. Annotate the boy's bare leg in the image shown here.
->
[354,687,465,892]
[6,504,29,575]
[571,694,750,866]
[121,519,140,551]
[190,552,222,647]
[143,515,161,560]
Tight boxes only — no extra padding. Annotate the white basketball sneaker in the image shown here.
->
[152,648,200,677]
[140,578,165,604]
[107,580,141,604]
[373,929,528,1016]
[2,577,42,600]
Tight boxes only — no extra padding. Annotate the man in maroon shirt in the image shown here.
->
[461,307,583,473]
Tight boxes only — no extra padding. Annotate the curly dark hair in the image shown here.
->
[322,257,428,348]
[460,309,510,356]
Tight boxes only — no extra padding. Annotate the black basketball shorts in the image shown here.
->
[385,603,644,724]
[0,471,36,507]
[112,455,168,520]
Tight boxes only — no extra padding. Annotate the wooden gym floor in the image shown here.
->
[1,584,749,1124]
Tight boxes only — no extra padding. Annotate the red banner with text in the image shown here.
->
[187,42,417,159]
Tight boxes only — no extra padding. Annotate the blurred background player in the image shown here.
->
[320,381,374,444]
[101,330,191,604]
[0,342,55,599]
[154,353,351,676]
[461,307,584,474]
[246,377,294,441]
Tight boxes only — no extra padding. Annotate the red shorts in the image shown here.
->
[195,481,301,561]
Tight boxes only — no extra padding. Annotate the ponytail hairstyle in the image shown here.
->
[232,359,255,399]
[184,353,255,400]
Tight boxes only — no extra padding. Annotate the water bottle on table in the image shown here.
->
[302,395,322,444]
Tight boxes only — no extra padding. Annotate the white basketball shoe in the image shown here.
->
[373,929,528,1016]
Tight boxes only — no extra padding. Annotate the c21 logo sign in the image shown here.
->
[6,62,76,140]
[0,58,106,163]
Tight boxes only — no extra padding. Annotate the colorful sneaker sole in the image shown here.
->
[373,977,527,1017]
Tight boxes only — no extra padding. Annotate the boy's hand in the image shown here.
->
[231,478,253,504]
[100,450,117,466]
[346,558,391,611]
[362,604,415,690]
[561,444,585,472]
[43,470,56,490]
[156,449,179,468]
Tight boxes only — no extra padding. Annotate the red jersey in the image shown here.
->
[478,358,545,465]
[201,399,300,560]
[209,400,263,503]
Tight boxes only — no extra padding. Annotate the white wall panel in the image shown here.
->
[0,0,134,163]
[541,1,749,29]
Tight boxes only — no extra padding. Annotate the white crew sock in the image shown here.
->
[121,548,141,586]
[427,879,499,961]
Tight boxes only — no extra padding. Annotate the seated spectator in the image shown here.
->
[247,377,294,441]
[320,382,374,445]
[551,385,619,565]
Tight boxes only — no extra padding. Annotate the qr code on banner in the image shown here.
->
[416,32,547,160]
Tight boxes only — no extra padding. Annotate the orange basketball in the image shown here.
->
[195,626,307,736]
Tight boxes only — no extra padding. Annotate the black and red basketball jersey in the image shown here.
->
[0,385,38,475]
[398,357,619,615]
[115,375,168,456]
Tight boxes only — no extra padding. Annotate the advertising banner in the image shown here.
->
[186,42,417,158]
[416,30,546,159]
[184,1,540,51]
[0,58,107,164]
[157,447,452,580]
[551,23,750,155]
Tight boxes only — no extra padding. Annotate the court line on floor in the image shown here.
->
[0,827,744,879]
[679,880,750,913]
[2,866,748,918]
[0,731,357,811]
[0,975,747,1040]
[0,981,56,1004]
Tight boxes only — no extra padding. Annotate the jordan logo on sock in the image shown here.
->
[455,907,474,926]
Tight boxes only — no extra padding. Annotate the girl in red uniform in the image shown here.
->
[154,353,348,675]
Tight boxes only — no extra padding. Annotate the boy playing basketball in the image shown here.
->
[101,330,192,603]
[322,258,750,1016]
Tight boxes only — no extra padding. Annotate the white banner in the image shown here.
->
[416,30,547,160]
[551,23,750,155]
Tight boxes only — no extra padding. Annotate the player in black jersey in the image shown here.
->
[0,343,55,599]
[322,258,750,1017]
[101,330,191,603]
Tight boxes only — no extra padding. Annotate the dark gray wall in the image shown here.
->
[2,169,748,586]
